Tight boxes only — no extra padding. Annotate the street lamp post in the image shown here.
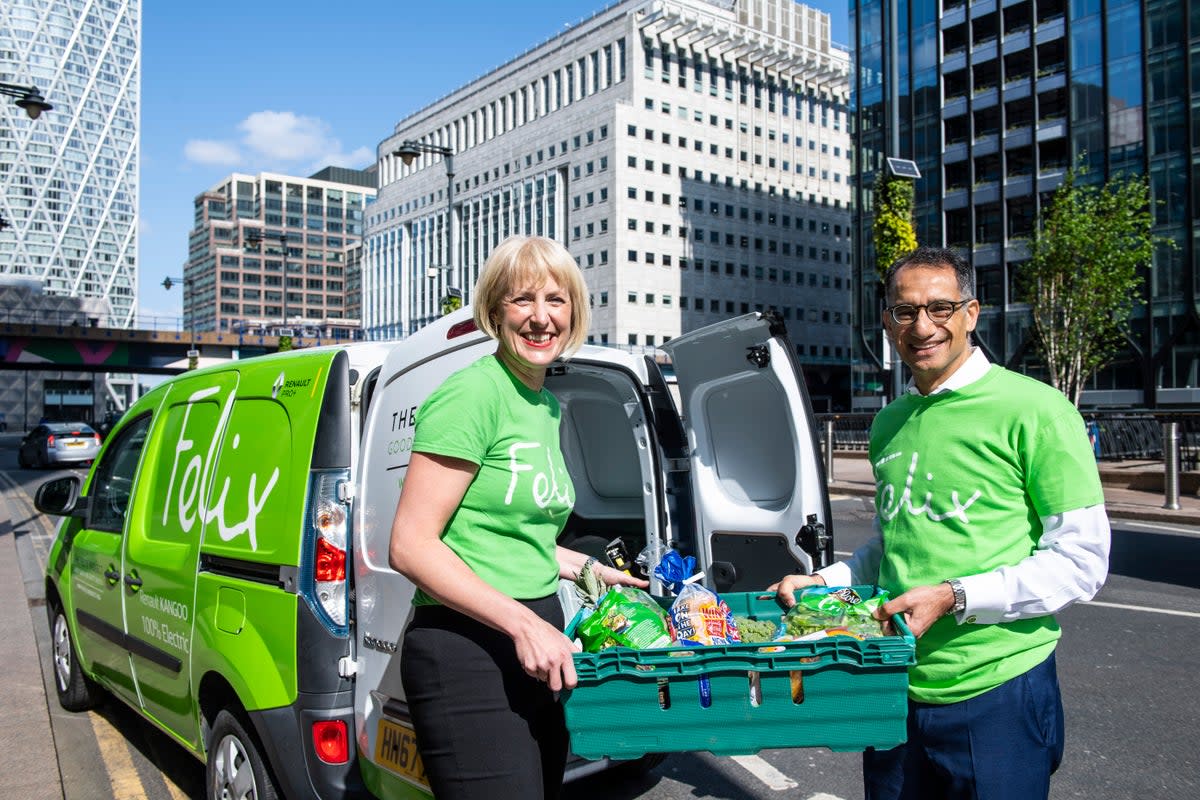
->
[162,276,199,370]
[393,140,457,320]
[245,227,293,351]
[0,81,53,120]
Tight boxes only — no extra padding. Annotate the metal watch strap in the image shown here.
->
[944,579,966,615]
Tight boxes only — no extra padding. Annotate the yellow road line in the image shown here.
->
[89,712,148,799]
[164,774,191,800]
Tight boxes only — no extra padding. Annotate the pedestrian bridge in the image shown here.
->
[0,320,358,374]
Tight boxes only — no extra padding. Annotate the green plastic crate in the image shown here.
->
[563,588,915,760]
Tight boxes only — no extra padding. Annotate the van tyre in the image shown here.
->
[207,709,280,800]
[50,601,98,712]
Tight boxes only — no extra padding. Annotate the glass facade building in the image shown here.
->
[0,0,140,327]
[852,0,1200,407]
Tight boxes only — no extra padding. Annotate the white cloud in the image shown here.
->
[239,110,331,162]
[183,139,242,166]
[182,111,372,172]
[305,145,374,173]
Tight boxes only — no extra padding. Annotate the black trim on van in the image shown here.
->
[248,688,370,800]
[312,350,350,470]
[77,609,183,674]
[199,554,292,589]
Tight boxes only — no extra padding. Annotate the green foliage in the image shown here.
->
[1020,166,1159,407]
[277,334,293,352]
[872,173,918,281]
[441,294,463,317]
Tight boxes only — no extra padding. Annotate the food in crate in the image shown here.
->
[779,586,891,640]
[575,586,673,652]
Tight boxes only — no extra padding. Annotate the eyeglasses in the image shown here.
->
[885,298,972,325]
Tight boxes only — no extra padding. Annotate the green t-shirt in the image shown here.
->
[871,365,1103,704]
[410,355,574,603]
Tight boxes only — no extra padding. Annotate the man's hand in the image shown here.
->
[875,582,956,638]
[768,573,826,608]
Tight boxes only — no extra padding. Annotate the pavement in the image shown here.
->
[827,452,1200,525]
[0,476,62,799]
[0,454,1196,800]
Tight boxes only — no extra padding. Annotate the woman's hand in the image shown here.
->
[510,612,580,691]
[556,546,649,590]
[596,562,649,590]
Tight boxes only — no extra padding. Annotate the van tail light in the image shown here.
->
[93,434,100,445]
[47,434,56,448]
[446,319,478,339]
[312,719,349,764]
[300,469,351,636]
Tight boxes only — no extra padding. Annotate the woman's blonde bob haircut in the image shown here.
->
[473,235,590,357]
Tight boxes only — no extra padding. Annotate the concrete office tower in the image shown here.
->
[184,167,375,339]
[366,0,853,398]
[0,0,140,327]
[852,0,1200,407]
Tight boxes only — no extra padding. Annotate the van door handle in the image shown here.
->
[103,566,120,586]
[123,571,142,592]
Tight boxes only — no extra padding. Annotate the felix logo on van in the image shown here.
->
[162,386,279,549]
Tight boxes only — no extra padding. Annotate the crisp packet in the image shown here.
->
[668,582,742,646]
[576,586,673,652]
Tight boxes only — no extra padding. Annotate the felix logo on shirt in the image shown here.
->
[505,442,573,509]
[875,450,982,524]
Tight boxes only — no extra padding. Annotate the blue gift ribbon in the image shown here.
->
[653,550,696,595]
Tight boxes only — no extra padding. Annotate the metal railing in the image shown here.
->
[816,410,1200,509]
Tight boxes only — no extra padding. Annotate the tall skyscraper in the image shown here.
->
[852,0,1200,407]
[0,0,140,327]
[366,0,854,401]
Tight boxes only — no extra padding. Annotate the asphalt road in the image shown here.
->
[4,434,1197,799]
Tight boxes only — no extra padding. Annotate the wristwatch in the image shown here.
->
[944,579,966,615]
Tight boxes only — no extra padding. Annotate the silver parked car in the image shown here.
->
[18,422,101,469]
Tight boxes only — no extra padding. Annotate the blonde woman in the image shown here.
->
[389,235,645,799]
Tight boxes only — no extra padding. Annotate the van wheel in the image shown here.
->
[207,709,279,800]
[50,602,98,711]
[17,450,30,469]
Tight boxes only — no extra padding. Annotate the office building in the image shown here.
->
[0,0,140,327]
[365,0,853,396]
[852,0,1199,407]
[184,167,375,339]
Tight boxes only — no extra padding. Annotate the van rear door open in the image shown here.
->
[660,312,833,591]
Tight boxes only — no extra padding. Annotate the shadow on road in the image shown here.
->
[1109,526,1200,590]
[562,752,762,800]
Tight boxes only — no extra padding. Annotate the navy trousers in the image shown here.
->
[864,652,1065,800]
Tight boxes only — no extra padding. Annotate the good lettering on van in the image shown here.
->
[162,386,279,550]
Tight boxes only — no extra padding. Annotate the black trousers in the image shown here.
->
[400,596,568,800]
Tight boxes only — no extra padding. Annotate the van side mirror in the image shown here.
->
[35,476,88,518]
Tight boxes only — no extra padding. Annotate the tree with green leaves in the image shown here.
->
[1021,167,1158,407]
[872,172,918,280]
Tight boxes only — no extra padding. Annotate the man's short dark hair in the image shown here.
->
[883,247,974,302]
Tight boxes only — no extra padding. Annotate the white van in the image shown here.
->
[350,308,832,798]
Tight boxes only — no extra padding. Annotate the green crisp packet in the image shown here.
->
[576,586,673,652]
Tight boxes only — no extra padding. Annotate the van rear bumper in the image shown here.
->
[249,689,370,800]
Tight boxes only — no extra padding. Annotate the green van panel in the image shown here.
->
[215,588,246,634]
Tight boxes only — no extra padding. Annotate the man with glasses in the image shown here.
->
[772,246,1110,799]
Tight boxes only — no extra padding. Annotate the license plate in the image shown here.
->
[375,717,429,789]
[65,441,85,448]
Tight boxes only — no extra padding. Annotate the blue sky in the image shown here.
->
[140,0,849,319]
